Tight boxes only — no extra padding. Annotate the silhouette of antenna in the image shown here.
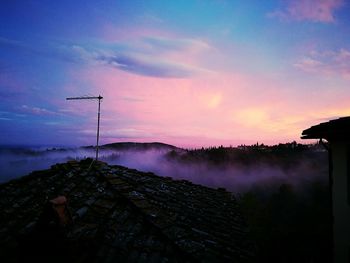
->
[66,95,103,161]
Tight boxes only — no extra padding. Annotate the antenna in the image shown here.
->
[66,95,103,161]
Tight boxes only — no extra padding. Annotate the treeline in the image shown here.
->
[166,141,327,170]
[167,142,331,262]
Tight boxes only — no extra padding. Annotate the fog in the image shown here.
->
[0,146,95,182]
[0,145,327,193]
[105,149,327,193]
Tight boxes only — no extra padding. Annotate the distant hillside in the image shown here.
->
[98,142,179,151]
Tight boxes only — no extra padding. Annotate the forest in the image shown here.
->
[167,142,331,262]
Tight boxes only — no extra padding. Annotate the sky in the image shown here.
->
[0,0,350,148]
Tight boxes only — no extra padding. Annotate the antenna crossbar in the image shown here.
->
[66,95,103,161]
[66,95,103,100]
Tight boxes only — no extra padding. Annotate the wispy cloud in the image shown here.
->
[0,111,26,119]
[141,37,210,53]
[70,36,212,78]
[96,52,201,78]
[0,36,81,64]
[268,0,344,23]
[294,49,350,79]
[20,105,59,116]
[121,96,144,102]
[0,37,25,49]
[0,35,212,79]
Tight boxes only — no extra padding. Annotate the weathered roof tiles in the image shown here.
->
[1,159,254,262]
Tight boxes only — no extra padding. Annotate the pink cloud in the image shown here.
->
[294,48,350,79]
[269,0,344,23]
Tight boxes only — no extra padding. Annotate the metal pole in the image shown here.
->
[66,95,103,162]
[96,95,102,161]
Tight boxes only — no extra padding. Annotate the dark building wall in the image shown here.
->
[332,142,350,263]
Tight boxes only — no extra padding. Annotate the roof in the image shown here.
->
[301,116,350,141]
[0,159,254,262]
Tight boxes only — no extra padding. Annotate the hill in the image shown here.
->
[84,142,179,151]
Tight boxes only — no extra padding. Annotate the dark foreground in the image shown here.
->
[0,159,253,262]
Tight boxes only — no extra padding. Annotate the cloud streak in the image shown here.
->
[0,35,211,79]
[20,105,60,116]
[295,49,350,79]
[96,52,199,78]
[72,36,212,78]
[141,37,211,53]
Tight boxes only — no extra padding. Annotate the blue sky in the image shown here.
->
[1,0,350,147]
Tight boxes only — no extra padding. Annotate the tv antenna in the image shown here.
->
[66,95,103,161]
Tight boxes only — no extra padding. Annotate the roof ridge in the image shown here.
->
[100,166,199,261]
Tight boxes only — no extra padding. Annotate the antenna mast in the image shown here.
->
[66,95,103,161]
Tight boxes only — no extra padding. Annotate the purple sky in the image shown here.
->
[1,0,349,147]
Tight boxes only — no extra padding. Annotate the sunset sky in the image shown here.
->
[1,0,349,147]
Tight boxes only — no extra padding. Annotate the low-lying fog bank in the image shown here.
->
[0,143,328,194]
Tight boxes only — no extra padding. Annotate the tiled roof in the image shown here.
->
[301,116,350,141]
[0,159,254,262]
